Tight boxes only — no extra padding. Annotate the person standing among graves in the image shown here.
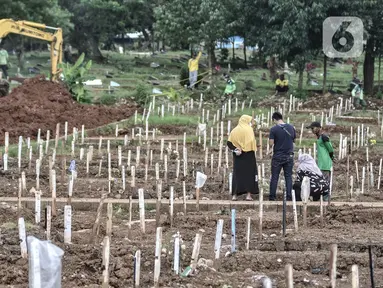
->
[306,121,334,183]
[220,73,236,106]
[0,46,9,79]
[227,115,259,201]
[268,112,296,201]
[293,153,329,201]
[188,50,202,89]
[223,73,236,97]
[351,81,366,110]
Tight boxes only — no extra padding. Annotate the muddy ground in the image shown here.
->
[0,76,139,143]
[1,85,383,287]
[0,137,381,203]
[1,202,383,287]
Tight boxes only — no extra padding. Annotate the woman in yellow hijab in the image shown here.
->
[227,115,259,201]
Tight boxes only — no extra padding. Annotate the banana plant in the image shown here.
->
[165,87,190,104]
[59,53,92,102]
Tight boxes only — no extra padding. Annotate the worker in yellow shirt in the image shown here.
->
[188,50,202,89]
[274,74,289,95]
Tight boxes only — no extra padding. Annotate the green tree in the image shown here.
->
[254,0,328,90]
[59,0,124,60]
[155,0,230,71]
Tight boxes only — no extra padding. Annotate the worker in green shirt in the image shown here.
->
[351,81,366,110]
[219,73,236,108]
[224,73,236,96]
[306,121,334,183]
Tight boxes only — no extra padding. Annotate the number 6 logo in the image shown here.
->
[323,17,364,58]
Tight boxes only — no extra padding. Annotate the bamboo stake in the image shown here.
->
[45,130,50,155]
[285,264,293,288]
[214,219,224,259]
[190,233,202,272]
[35,191,41,224]
[231,209,236,252]
[51,170,57,217]
[299,123,304,145]
[292,190,298,232]
[55,123,60,149]
[18,217,27,258]
[106,203,113,238]
[46,205,51,240]
[138,188,145,233]
[64,205,72,244]
[259,189,263,241]
[378,159,382,190]
[131,166,136,188]
[17,178,22,218]
[351,265,359,288]
[154,227,163,287]
[101,236,110,288]
[134,250,141,287]
[183,181,187,215]
[173,232,180,275]
[259,131,263,159]
[330,244,338,288]
[169,186,174,228]
[91,194,106,244]
[320,195,324,227]
[18,136,22,172]
[246,217,251,250]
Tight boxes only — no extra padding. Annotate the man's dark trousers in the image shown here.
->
[269,154,294,201]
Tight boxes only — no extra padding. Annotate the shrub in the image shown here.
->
[59,53,92,103]
[134,83,150,105]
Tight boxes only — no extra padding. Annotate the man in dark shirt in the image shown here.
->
[268,112,296,201]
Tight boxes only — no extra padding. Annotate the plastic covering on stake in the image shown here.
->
[27,236,64,288]
[195,171,207,189]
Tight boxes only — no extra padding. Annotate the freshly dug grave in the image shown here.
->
[0,76,139,143]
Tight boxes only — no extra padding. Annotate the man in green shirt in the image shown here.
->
[0,46,9,79]
[224,73,236,96]
[306,121,334,183]
[351,81,366,110]
[219,73,236,108]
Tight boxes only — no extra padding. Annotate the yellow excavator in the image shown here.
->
[0,19,63,96]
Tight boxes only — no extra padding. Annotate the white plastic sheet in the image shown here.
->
[195,172,207,189]
[28,236,64,288]
[198,124,207,136]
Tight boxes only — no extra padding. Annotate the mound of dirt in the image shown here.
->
[0,76,139,143]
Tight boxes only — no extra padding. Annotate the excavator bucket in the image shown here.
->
[0,79,9,97]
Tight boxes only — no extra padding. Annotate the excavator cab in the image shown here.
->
[0,19,63,96]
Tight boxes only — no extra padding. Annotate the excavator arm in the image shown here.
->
[0,19,63,80]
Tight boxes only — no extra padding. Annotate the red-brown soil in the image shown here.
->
[0,76,139,143]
